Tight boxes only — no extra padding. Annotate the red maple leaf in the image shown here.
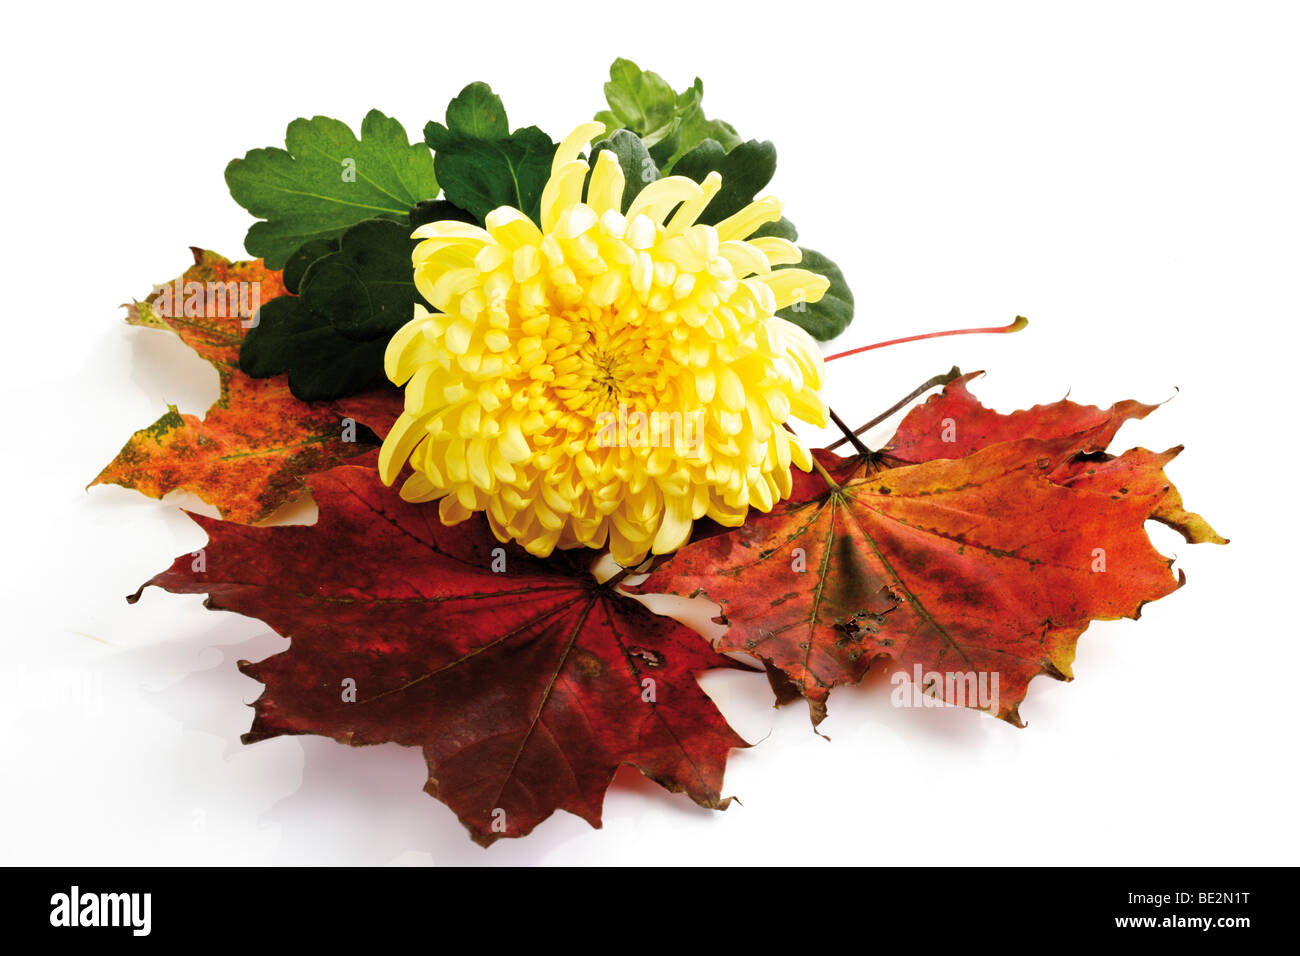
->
[877,371,1223,545]
[130,465,750,845]
[882,371,1159,467]
[1052,446,1227,545]
[633,376,1224,727]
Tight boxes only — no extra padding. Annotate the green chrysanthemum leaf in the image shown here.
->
[425,83,558,225]
[226,110,438,269]
[240,219,421,400]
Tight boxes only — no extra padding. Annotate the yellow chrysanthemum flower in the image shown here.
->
[379,122,831,566]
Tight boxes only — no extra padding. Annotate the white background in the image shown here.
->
[2,0,1295,865]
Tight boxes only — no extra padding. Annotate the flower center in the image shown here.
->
[586,345,624,401]
[553,310,674,425]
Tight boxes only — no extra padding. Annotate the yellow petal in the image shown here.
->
[384,310,433,383]
[749,236,802,266]
[666,171,722,231]
[379,412,430,485]
[485,207,543,248]
[411,220,494,242]
[718,240,770,278]
[586,149,626,214]
[715,196,783,241]
[400,471,445,502]
[541,160,589,233]
[651,495,693,554]
[552,121,607,174]
[626,176,705,225]
[757,268,830,310]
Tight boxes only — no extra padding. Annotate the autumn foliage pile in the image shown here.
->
[93,250,1224,844]
[94,64,1223,845]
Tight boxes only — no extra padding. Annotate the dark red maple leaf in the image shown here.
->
[633,377,1224,728]
[130,465,750,845]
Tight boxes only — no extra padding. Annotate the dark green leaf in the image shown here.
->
[776,248,855,340]
[226,110,438,269]
[240,297,388,401]
[240,219,421,400]
[425,84,557,225]
[672,139,777,223]
[751,217,799,241]
[409,199,479,229]
[299,219,420,340]
[282,238,338,295]
[425,127,556,224]
[443,82,509,140]
[587,130,659,212]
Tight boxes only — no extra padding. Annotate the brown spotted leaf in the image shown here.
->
[91,249,404,522]
[634,411,1221,727]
